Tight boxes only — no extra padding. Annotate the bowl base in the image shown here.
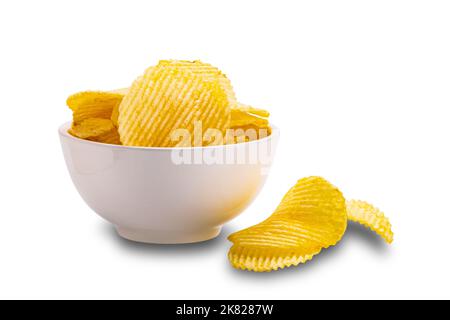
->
[115,226,222,244]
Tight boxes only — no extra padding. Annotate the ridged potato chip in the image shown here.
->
[67,91,125,125]
[107,62,270,134]
[158,60,237,109]
[65,61,271,147]
[69,118,121,145]
[112,91,269,130]
[118,65,231,147]
[228,177,347,272]
[347,200,394,244]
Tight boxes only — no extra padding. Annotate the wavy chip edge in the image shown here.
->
[346,199,394,244]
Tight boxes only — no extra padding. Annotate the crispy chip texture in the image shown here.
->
[110,88,129,126]
[67,91,124,125]
[69,118,121,145]
[347,200,394,244]
[106,62,270,134]
[118,65,231,147]
[228,177,347,272]
[158,60,237,108]
[65,61,271,147]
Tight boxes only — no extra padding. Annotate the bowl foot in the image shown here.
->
[115,226,222,244]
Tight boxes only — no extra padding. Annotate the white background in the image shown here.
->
[0,0,449,300]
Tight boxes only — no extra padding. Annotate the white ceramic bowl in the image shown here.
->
[59,122,279,244]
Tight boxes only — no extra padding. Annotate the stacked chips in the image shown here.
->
[66,60,271,147]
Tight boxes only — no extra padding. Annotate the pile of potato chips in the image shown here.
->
[66,60,271,147]
[228,177,394,272]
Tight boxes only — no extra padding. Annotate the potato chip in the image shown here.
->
[228,177,347,272]
[110,88,130,126]
[106,62,270,131]
[230,109,270,128]
[235,103,270,118]
[158,60,237,108]
[230,103,270,135]
[347,200,394,244]
[112,92,269,130]
[69,118,121,145]
[97,127,121,145]
[110,105,119,127]
[118,65,231,147]
[67,91,125,125]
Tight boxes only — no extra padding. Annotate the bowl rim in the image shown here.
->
[59,122,279,151]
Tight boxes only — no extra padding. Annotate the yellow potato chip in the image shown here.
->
[110,106,119,127]
[158,60,237,109]
[69,118,121,145]
[347,200,394,244]
[114,94,269,132]
[67,91,125,125]
[104,63,269,130]
[228,177,347,272]
[235,103,270,118]
[110,88,130,127]
[230,109,270,128]
[96,128,121,145]
[118,65,231,147]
